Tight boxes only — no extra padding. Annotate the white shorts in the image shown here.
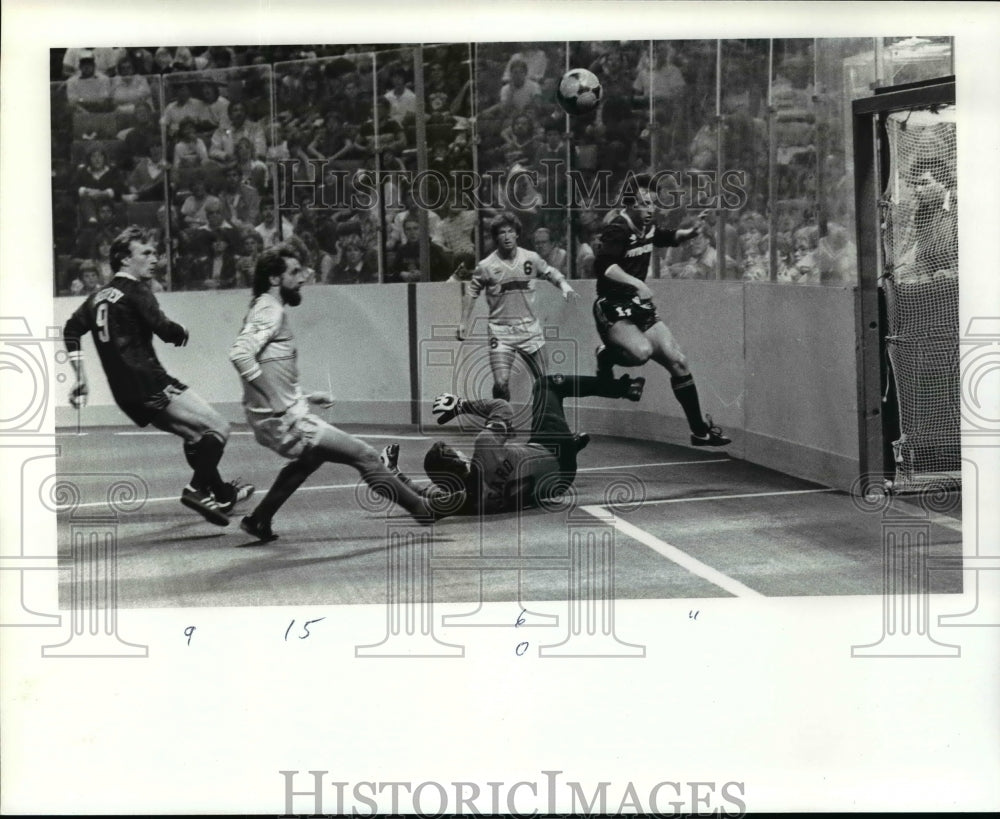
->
[489,319,544,356]
[246,407,325,459]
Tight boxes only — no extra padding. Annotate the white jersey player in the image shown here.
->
[229,244,458,542]
[456,211,576,403]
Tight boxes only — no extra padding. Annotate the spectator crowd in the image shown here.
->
[52,40,861,295]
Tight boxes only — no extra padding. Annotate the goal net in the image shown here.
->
[880,104,959,491]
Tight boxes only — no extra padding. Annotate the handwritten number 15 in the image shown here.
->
[285,618,326,641]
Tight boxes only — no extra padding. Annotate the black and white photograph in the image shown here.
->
[2,1,999,815]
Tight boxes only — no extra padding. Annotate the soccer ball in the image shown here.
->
[556,68,603,116]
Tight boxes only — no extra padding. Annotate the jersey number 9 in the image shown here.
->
[95,302,110,343]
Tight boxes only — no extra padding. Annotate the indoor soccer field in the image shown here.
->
[44,37,964,616]
[55,420,963,609]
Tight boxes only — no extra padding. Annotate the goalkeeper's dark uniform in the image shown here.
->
[426,374,641,515]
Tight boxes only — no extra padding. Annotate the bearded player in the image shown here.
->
[593,174,730,447]
[229,244,459,542]
[456,211,577,407]
[62,226,254,526]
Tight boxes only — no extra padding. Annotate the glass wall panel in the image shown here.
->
[649,40,722,279]
[51,40,955,294]
[161,64,273,291]
[474,40,569,273]
[771,38,819,283]
[410,42,477,282]
[52,59,169,295]
[273,52,378,284]
[812,38,875,287]
[720,39,770,281]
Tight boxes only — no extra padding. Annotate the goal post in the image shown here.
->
[852,76,958,495]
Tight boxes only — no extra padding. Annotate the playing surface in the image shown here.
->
[55,423,963,609]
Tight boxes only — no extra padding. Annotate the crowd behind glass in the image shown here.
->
[51,39,954,295]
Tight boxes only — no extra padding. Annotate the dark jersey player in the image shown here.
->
[381,372,645,516]
[593,174,730,447]
[63,226,253,526]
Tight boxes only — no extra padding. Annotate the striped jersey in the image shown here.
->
[62,274,187,407]
[228,293,304,416]
[469,247,555,325]
[594,213,682,299]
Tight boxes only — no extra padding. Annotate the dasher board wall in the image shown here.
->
[53,279,861,490]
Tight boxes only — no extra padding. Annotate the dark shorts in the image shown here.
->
[592,296,660,341]
[118,379,188,427]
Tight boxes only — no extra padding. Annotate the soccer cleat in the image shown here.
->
[690,415,731,447]
[239,515,279,543]
[380,443,400,473]
[217,479,256,515]
[595,345,616,381]
[181,485,230,527]
[620,375,645,402]
[572,432,591,454]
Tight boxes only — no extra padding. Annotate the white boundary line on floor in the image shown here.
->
[108,431,431,440]
[53,459,734,512]
[578,458,730,472]
[580,504,765,598]
[639,488,837,505]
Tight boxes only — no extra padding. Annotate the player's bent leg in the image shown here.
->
[241,451,323,542]
[522,346,548,422]
[645,322,730,446]
[488,344,516,402]
[154,388,248,511]
[645,321,689,377]
[313,423,458,524]
[606,321,654,367]
[152,387,231,443]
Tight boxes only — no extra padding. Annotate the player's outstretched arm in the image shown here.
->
[545,267,577,299]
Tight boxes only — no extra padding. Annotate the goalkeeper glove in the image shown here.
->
[432,393,465,425]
